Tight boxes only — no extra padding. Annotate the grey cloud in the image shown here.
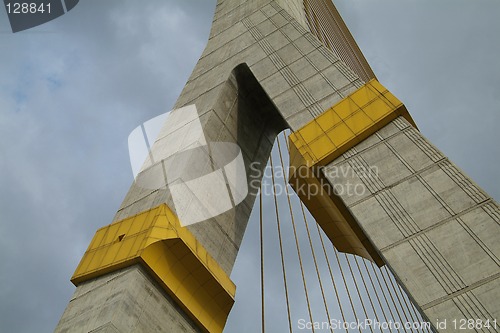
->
[0,1,498,333]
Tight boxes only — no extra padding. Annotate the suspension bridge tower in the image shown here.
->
[55,1,499,332]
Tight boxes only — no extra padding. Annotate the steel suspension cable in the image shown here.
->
[392,280,422,332]
[382,267,417,332]
[298,200,335,333]
[259,185,265,333]
[282,130,385,332]
[367,261,402,332]
[276,134,316,332]
[377,263,407,331]
[343,253,375,333]
[269,154,293,333]
[352,255,385,328]
[360,259,391,327]
[331,243,362,330]
[282,131,338,332]
[279,130,424,332]
[392,274,431,332]
[389,268,420,326]
[399,281,432,333]
[315,223,350,333]
[326,232,364,333]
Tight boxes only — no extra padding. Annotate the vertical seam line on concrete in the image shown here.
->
[454,294,495,333]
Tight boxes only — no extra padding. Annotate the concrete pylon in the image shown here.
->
[55,1,499,332]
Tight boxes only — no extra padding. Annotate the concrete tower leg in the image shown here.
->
[320,117,500,331]
[55,1,499,332]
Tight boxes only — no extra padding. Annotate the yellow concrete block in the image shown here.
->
[298,145,308,155]
[116,221,130,239]
[103,223,121,245]
[316,109,341,131]
[75,251,94,275]
[383,91,403,108]
[368,79,387,94]
[100,244,121,267]
[128,233,147,257]
[114,237,135,262]
[364,98,392,121]
[300,122,325,144]
[86,250,105,272]
[334,98,360,119]
[345,110,374,134]
[138,209,155,228]
[287,79,415,269]
[89,228,106,249]
[128,216,147,235]
[72,204,236,333]
[169,241,189,259]
[149,226,173,241]
[327,122,355,147]
[203,278,223,296]
[350,85,378,108]
[309,135,336,161]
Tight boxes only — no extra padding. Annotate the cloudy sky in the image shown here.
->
[0,1,498,332]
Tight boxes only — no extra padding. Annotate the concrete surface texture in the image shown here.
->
[323,117,499,332]
[55,1,499,332]
[114,0,363,276]
[55,265,201,333]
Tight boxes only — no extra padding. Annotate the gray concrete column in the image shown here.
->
[322,116,500,332]
[113,0,362,275]
[55,1,499,332]
[55,265,201,333]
